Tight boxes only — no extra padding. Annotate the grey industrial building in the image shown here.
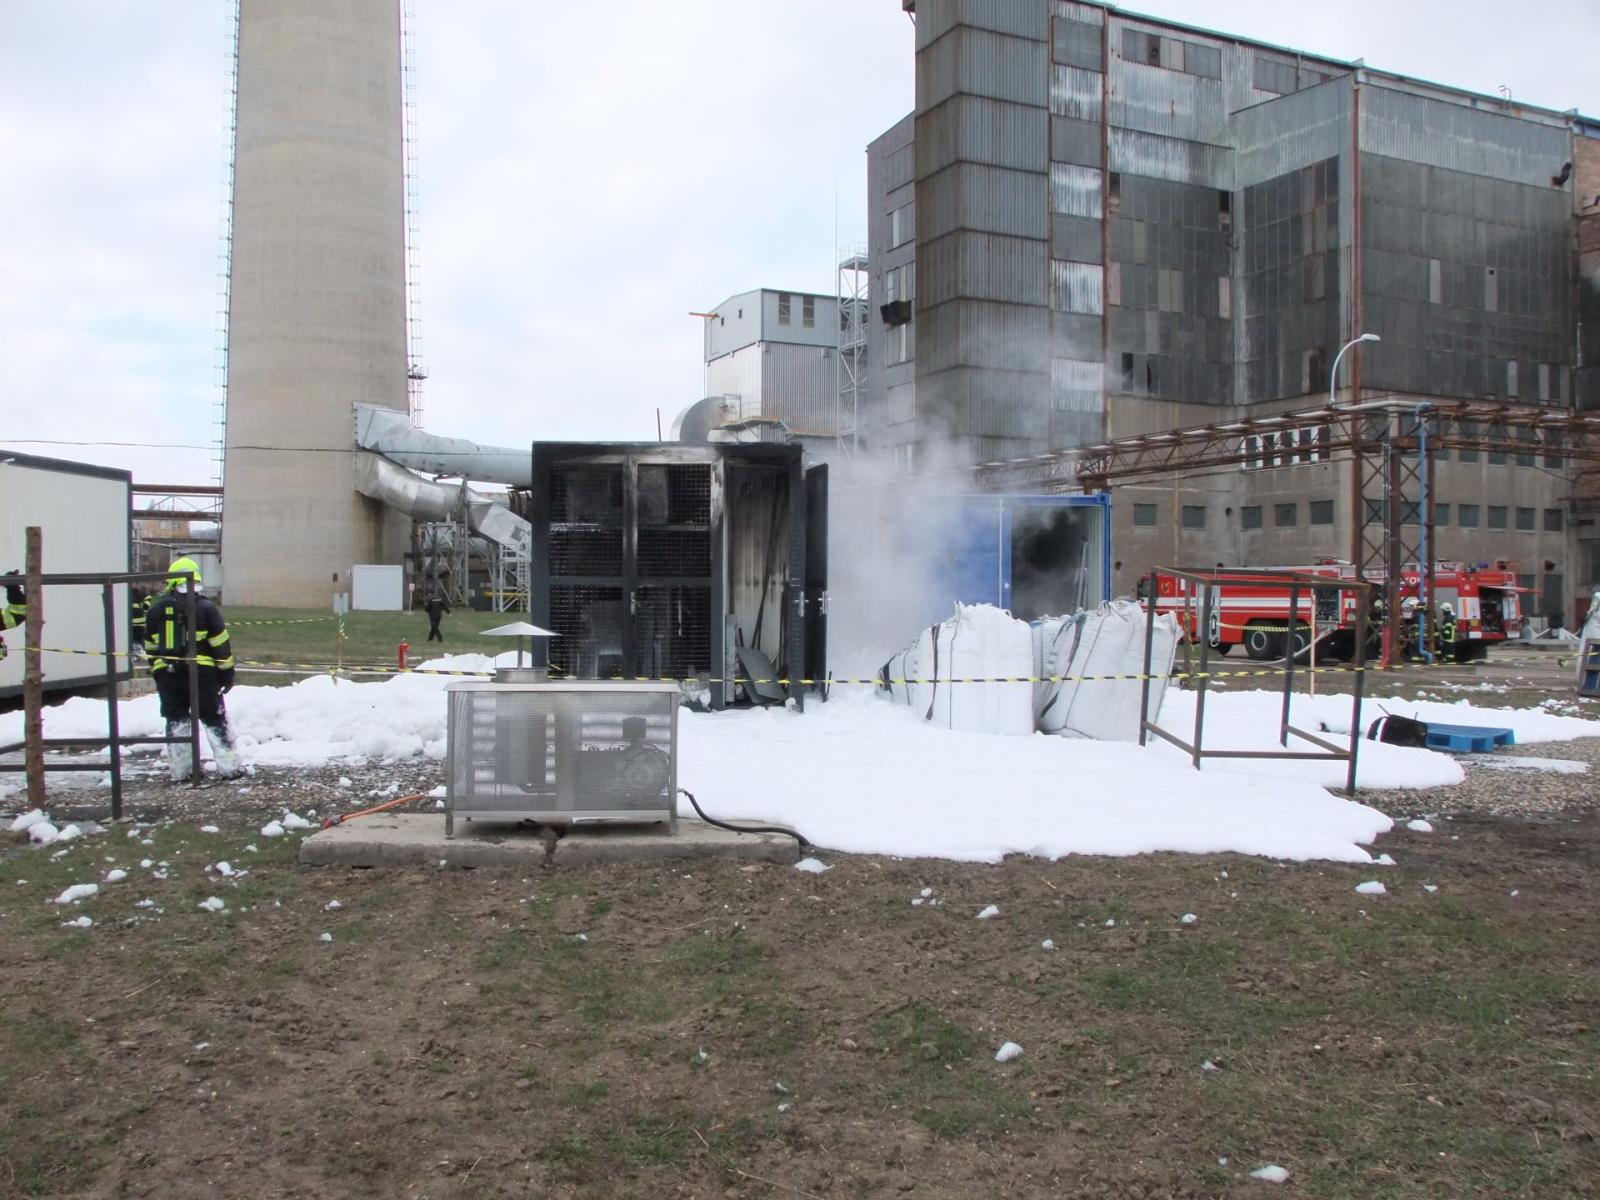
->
[867,0,1600,620]
[700,288,846,438]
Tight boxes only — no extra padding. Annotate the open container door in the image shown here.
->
[802,463,828,699]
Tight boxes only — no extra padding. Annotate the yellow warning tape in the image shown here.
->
[21,643,1390,686]
[228,616,338,627]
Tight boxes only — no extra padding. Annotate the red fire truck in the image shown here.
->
[1141,561,1523,662]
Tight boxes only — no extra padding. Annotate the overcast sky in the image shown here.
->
[2,1,1596,485]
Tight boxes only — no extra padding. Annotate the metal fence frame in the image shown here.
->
[1138,566,1371,796]
[0,570,203,819]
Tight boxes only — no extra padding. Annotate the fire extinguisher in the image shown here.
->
[398,640,409,671]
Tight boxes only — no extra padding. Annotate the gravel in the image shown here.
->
[1363,736,1600,821]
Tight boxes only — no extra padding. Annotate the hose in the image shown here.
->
[321,791,425,829]
[678,787,807,850]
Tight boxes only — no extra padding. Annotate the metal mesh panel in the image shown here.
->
[633,586,712,679]
[550,529,622,577]
[637,462,713,579]
[447,685,676,822]
[550,464,623,577]
[549,585,623,677]
[638,529,711,577]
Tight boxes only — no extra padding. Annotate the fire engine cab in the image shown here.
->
[1139,561,1522,662]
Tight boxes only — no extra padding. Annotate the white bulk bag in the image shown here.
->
[880,604,1034,735]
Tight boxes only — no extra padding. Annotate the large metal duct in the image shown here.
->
[354,403,531,487]
[352,450,531,557]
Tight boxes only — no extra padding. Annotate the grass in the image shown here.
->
[220,604,520,682]
[2,817,1597,1197]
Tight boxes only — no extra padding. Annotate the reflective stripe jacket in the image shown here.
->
[143,590,235,686]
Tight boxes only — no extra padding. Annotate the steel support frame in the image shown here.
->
[0,568,206,818]
[1139,566,1369,796]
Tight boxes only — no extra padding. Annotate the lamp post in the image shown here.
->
[1328,332,1381,409]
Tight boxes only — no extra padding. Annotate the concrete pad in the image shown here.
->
[550,820,798,867]
[299,813,799,869]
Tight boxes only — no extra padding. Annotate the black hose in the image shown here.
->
[679,788,808,850]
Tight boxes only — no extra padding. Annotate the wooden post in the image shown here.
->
[23,526,44,807]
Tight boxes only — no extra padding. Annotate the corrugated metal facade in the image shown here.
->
[866,0,1590,465]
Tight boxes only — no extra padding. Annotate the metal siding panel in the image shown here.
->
[920,162,1049,241]
[1359,85,1575,187]
[1053,18,1104,71]
[917,0,1049,49]
[1051,260,1105,314]
[1051,213,1103,263]
[1050,162,1103,218]
[761,343,838,436]
[1108,60,1230,146]
[1050,65,1103,122]
[1108,129,1233,189]
[1052,2,1105,26]
[1232,78,1352,187]
[918,95,1049,177]
[919,302,1050,375]
[919,231,1048,307]
[920,26,1048,110]
[1051,115,1101,167]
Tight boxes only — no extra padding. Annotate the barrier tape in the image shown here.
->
[20,643,1395,686]
[228,616,338,627]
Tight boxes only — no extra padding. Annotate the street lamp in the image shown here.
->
[1328,332,1380,409]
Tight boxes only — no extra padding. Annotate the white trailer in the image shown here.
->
[0,453,133,698]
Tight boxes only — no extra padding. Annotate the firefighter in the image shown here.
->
[130,587,153,650]
[1438,602,1458,652]
[144,557,242,780]
[0,570,23,662]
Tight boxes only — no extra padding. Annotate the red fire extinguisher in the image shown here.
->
[398,640,409,671]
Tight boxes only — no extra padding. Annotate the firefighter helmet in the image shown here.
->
[166,556,202,590]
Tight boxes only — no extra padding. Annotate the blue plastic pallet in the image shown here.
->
[1425,723,1516,753]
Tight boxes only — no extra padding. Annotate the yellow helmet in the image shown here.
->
[167,556,202,590]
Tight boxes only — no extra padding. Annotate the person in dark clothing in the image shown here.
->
[425,589,450,643]
[144,557,241,780]
[0,571,24,662]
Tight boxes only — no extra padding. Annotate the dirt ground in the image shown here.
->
[4,792,1599,1198]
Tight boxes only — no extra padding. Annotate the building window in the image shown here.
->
[1458,503,1480,528]
[1506,361,1519,398]
[1458,445,1479,463]
[1516,506,1536,531]
[1518,572,1536,593]
[1241,505,1263,530]
[1487,505,1508,530]
[1428,258,1442,304]
[1275,502,1298,528]
[1401,501,1422,525]
[777,292,792,325]
[1310,500,1334,526]
[1434,503,1451,526]
[1218,276,1231,319]
[1484,267,1498,312]
[1488,445,1507,465]
[1133,503,1158,527]
[890,204,912,248]
[802,295,816,329]
[1120,352,1136,393]
[1182,505,1206,530]
[1546,508,1566,532]
[1364,498,1387,524]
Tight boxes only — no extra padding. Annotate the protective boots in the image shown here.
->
[166,720,194,782]
[207,725,244,780]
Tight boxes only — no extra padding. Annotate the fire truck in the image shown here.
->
[1141,561,1523,662]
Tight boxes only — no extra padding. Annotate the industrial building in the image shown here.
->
[867,0,1600,621]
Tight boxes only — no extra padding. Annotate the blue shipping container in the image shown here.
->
[930,493,1112,621]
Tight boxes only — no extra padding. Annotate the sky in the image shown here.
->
[2,1,1597,486]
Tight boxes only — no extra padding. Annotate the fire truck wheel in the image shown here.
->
[1243,622,1281,661]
